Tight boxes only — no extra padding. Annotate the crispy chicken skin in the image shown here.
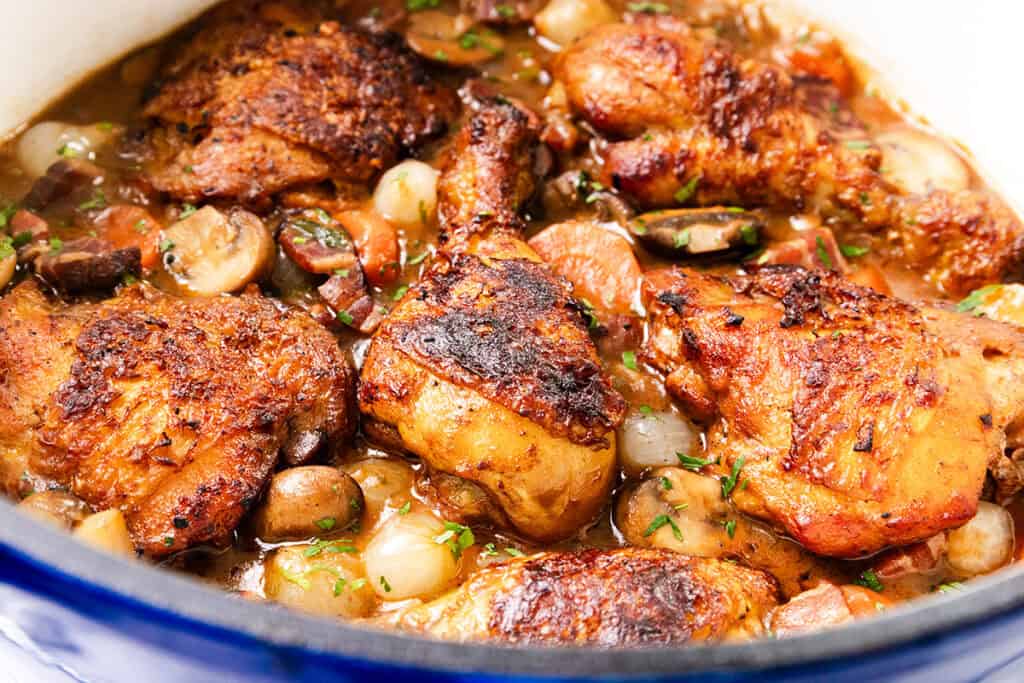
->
[387,549,779,645]
[642,265,1024,558]
[554,20,1024,296]
[359,100,625,541]
[0,281,355,556]
[143,0,458,203]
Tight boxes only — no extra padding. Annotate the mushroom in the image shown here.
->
[34,237,141,292]
[629,207,764,259]
[161,206,274,295]
[876,127,970,195]
[405,11,505,66]
[251,467,364,542]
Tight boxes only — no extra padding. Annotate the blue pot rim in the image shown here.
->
[3,499,1023,678]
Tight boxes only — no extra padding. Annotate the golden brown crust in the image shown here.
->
[0,281,355,556]
[555,21,1024,296]
[391,549,779,645]
[143,1,458,202]
[642,265,1024,557]
[366,254,623,446]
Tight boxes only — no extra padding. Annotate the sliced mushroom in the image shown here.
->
[22,159,104,211]
[278,211,359,275]
[630,207,763,258]
[162,206,274,295]
[34,237,141,293]
[406,11,505,66]
[877,127,970,195]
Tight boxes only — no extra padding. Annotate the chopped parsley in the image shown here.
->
[78,190,107,211]
[315,517,337,531]
[133,219,149,234]
[379,576,393,593]
[660,476,673,490]
[482,543,499,557]
[723,519,737,539]
[11,231,32,248]
[0,203,16,228]
[840,244,869,258]
[844,140,872,151]
[815,236,833,270]
[159,238,175,253]
[856,569,884,592]
[937,582,963,593]
[494,4,516,17]
[337,310,354,326]
[622,350,638,370]
[627,1,670,13]
[740,224,759,246]
[392,285,409,301]
[407,251,429,266]
[280,567,311,590]
[643,514,683,541]
[48,237,63,253]
[304,539,357,557]
[673,229,691,249]
[505,547,525,557]
[673,175,701,205]
[57,143,80,158]
[577,298,600,330]
[638,405,655,417]
[720,455,745,499]
[956,284,1002,315]
[179,203,197,219]
[676,452,716,471]
[397,501,412,516]
[406,0,440,11]
[434,521,475,560]
[163,536,175,547]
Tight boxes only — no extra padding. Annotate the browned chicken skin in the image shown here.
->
[143,0,458,203]
[642,265,1024,558]
[387,548,779,645]
[359,99,626,541]
[554,20,1024,296]
[0,281,355,556]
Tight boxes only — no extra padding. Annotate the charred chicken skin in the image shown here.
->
[0,281,356,556]
[554,20,1024,296]
[388,548,779,645]
[359,99,626,541]
[142,0,458,203]
[642,265,1024,558]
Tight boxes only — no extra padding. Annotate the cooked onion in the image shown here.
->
[617,409,701,478]
[877,127,969,195]
[534,0,615,48]
[362,512,459,600]
[373,160,440,229]
[264,545,375,619]
[946,501,1014,577]
[73,509,134,556]
[17,121,115,178]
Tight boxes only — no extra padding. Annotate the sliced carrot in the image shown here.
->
[528,221,642,316]
[840,585,895,618]
[95,205,162,269]
[336,209,400,286]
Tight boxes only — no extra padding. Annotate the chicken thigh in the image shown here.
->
[359,98,625,541]
[642,265,1024,557]
[386,548,779,645]
[142,0,458,203]
[0,281,355,556]
[554,20,1024,296]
